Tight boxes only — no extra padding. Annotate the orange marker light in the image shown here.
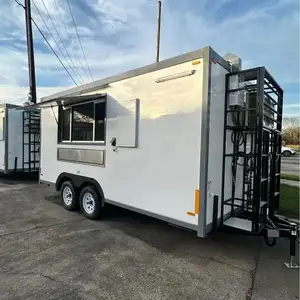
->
[187,211,196,216]
[194,189,200,214]
[192,60,201,65]
[187,189,200,216]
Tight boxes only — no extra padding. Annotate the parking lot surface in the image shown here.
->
[0,180,298,300]
[281,155,300,176]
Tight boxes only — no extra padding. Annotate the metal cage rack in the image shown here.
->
[221,67,283,233]
[22,110,40,172]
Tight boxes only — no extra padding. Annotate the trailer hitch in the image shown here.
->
[265,216,299,269]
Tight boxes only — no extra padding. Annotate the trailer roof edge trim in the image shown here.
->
[41,46,232,102]
[32,93,107,108]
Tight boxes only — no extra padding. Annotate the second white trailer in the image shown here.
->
[0,103,40,174]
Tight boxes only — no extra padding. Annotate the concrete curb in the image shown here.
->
[276,214,300,225]
[280,179,300,188]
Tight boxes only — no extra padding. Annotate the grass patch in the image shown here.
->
[281,173,300,182]
[278,184,300,219]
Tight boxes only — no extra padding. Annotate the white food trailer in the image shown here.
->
[0,103,40,174]
[37,45,298,255]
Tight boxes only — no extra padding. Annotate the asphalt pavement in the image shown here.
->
[0,180,298,300]
[281,155,300,176]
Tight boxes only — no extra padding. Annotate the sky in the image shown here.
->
[0,0,299,117]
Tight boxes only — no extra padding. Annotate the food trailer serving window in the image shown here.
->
[57,94,106,143]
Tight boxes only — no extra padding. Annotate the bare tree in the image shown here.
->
[282,117,300,145]
[283,116,300,128]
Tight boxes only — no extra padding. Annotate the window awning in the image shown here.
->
[24,93,107,109]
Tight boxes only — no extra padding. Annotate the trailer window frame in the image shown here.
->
[60,107,71,141]
[57,97,107,145]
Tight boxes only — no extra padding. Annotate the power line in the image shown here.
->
[39,0,84,84]
[53,0,90,83]
[53,0,69,37]
[31,18,78,86]
[32,0,79,85]
[66,0,94,81]
[14,0,78,85]
[14,0,24,8]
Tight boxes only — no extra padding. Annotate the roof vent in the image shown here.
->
[223,53,242,70]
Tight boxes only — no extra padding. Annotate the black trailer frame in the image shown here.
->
[22,110,40,173]
[221,67,298,268]
[221,66,283,231]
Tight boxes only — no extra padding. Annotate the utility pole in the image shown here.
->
[156,0,162,63]
[25,0,37,104]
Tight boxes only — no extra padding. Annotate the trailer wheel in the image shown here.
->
[61,181,78,211]
[79,186,101,220]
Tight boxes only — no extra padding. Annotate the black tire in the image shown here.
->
[79,185,102,220]
[282,151,291,157]
[60,181,78,211]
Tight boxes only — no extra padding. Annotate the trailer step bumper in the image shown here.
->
[223,217,252,232]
